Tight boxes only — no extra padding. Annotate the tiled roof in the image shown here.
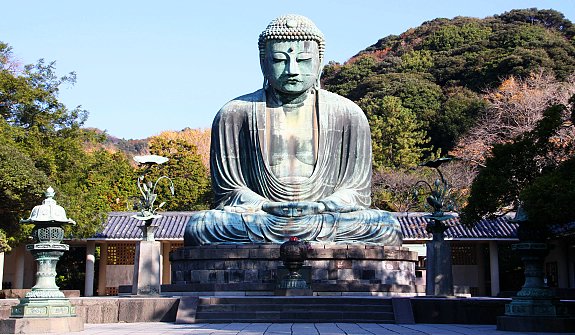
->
[94,211,518,241]
[94,212,193,240]
[396,213,518,240]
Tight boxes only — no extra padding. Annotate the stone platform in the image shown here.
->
[167,244,418,296]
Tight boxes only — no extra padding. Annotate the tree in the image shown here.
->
[462,97,575,229]
[147,136,211,211]
[0,40,127,243]
[58,149,136,238]
[371,168,431,212]
[322,55,378,97]
[521,156,575,227]
[0,141,50,247]
[452,71,575,164]
[372,159,476,213]
[154,128,211,170]
[361,96,431,169]
[431,87,486,151]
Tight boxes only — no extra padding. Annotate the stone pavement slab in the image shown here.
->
[13,322,575,335]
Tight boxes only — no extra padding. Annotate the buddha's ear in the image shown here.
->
[260,57,266,76]
[260,58,268,89]
[315,63,323,90]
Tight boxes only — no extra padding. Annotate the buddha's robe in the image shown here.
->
[184,89,402,245]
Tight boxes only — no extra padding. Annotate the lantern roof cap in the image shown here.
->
[20,187,75,225]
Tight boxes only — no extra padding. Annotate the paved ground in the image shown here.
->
[25,322,575,335]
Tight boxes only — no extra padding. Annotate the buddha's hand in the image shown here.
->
[261,201,325,217]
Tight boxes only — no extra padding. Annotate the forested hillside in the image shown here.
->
[322,8,575,167]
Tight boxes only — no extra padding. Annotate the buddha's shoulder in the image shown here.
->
[219,89,264,112]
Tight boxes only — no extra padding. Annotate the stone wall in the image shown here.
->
[168,244,418,296]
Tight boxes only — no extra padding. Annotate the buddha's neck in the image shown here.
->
[266,88,314,108]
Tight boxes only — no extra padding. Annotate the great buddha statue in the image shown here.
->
[184,15,402,246]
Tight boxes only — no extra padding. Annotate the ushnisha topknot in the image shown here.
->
[258,14,325,62]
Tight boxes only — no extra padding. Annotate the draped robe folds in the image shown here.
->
[183,89,402,246]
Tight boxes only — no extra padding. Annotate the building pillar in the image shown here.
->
[489,241,500,297]
[14,245,25,289]
[161,241,171,285]
[84,240,96,297]
[97,242,108,296]
[476,243,486,296]
[556,240,569,288]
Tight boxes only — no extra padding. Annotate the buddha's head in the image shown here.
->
[259,15,325,95]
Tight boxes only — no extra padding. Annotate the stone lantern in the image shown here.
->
[0,187,84,333]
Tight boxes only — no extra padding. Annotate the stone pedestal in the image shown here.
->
[167,244,417,296]
[132,240,161,295]
[425,222,453,297]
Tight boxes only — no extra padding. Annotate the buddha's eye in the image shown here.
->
[297,53,312,61]
[272,53,287,63]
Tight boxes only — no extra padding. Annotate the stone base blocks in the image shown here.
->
[0,316,83,334]
[168,244,418,296]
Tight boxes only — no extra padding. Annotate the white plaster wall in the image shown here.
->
[106,265,133,288]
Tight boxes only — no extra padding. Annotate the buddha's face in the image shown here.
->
[262,40,321,95]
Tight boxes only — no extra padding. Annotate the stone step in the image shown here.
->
[199,296,395,306]
[193,296,397,323]
[194,310,395,323]
[197,303,393,313]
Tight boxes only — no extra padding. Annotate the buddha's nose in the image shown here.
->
[287,58,301,76]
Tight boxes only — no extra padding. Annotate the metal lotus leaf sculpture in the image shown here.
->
[132,155,174,221]
[413,158,457,224]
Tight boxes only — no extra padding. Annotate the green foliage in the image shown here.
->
[148,137,212,211]
[400,50,434,73]
[58,150,136,238]
[423,22,492,51]
[496,8,574,37]
[430,87,486,149]
[521,157,575,227]
[0,230,10,253]
[361,96,430,168]
[322,56,378,97]
[0,140,50,245]
[354,72,443,121]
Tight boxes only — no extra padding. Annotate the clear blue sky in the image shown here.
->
[2,1,574,139]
